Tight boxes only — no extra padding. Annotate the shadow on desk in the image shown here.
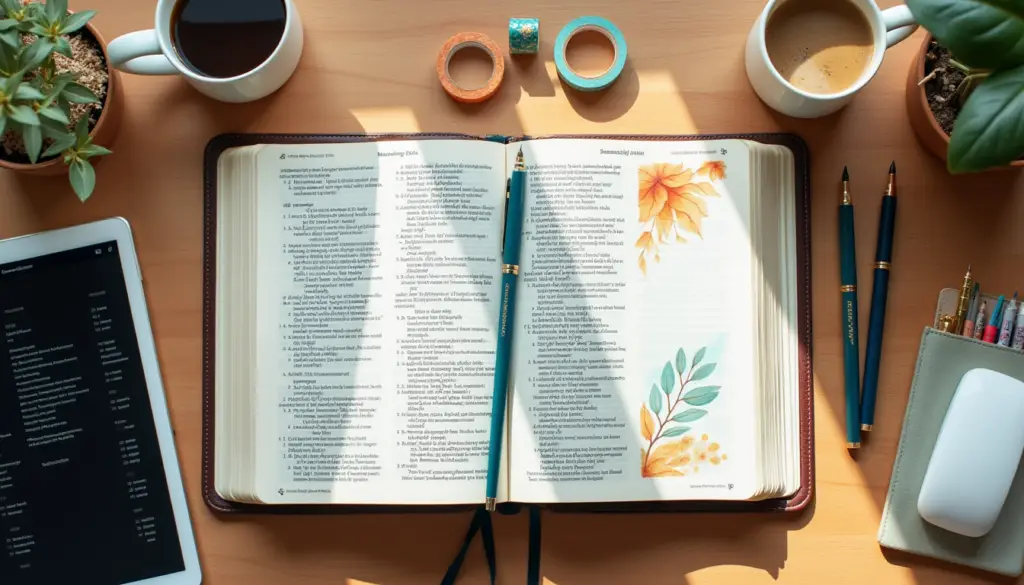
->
[541,505,810,584]
[219,502,809,584]
[882,548,1018,585]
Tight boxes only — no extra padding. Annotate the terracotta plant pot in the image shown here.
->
[906,34,1024,170]
[0,19,123,177]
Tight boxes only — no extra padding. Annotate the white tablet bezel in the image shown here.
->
[0,217,202,585]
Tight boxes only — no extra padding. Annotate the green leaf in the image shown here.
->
[69,158,95,202]
[39,116,67,139]
[0,113,7,137]
[0,28,19,48]
[62,81,98,104]
[41,132,74,157]
[692,346,707,368]
[45,0,67,23]
[648,384,663,415]
[53,35,70,58]
[948,65,1024,173]
[671,408,707,423]
[20,38,54,71]
[906,0,1024,70]
[690,363,717,382]
[0,0,20,16]
[13,84,43,100]
[38,104,67,124]
[22,122,40,163]
[674,348,686,375]
[8,104,38,125]
[0,18,17,30]
[78,143,111,158]
[59,9,94,34]
[682,386,721,407]
[0,43,17,74]
[0,71,22,94]
[73,113,88,143]
[28,24,47,36]
[659,362,674,395]
[661,426,690,438]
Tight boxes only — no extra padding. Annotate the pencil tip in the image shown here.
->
[889,161,896,174]
[842,166,849,181]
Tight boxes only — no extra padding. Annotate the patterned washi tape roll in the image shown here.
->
[436,32,505,103]
[554,16,628,92]
[509,18,540,54]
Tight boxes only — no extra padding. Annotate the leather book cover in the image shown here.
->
[201,133,814,515]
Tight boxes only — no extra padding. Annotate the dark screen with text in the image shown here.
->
[0,242,185,584]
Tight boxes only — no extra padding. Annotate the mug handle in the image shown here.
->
[107,30,179,75]
[881,5,918,48]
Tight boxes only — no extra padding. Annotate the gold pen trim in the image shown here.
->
[840,285,856,292]
[502,264,519,275]
[861,424,873,431]
[875,261,891,270]
[847,442,861,449]
[485,497,496,512]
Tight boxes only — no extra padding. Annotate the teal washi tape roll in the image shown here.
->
[554,16,627,92]
[509,18,539,54]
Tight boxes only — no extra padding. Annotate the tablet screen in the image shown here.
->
[0,242,186,584]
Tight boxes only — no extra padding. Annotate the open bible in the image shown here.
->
[205,134,812,511]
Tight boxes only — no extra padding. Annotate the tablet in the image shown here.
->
[0,218,201,585]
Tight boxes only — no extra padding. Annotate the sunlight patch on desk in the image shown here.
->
[349,106,421,133]
[514,66,698,135]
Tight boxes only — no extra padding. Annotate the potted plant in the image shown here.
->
[0,0,121,200]
[905,0,1024,173]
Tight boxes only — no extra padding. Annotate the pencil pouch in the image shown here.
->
[877,289,1024,576]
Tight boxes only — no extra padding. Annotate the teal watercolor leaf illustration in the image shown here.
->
[692,346,707,368]
[683,386,720,406]
[672,408,707,423]
[649,384,663,415]
[660,362,675,395]
[641,344,727,478]
[662,426,690,438]
[690,363,717,382]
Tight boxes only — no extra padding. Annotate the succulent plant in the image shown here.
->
[0,0,109,200]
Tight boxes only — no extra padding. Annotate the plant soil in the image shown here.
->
[922,40,965,137]
[0,26,109,165]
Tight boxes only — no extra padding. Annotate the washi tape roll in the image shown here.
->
[509,18,540,54]
[436,32,505,103]
[554,16,627,92]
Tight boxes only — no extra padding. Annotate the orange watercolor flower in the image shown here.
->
[697,160,727,181]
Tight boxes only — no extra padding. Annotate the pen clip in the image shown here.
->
[501,177,510,255]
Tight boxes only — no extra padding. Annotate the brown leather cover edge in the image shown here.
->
[201,132,813,515]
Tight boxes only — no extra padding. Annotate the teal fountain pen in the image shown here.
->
[860,162,896,432]
[839,167,861,449]
[485,147,526,511]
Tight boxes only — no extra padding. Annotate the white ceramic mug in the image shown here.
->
[745,0,917,118]
[107,0,303,103]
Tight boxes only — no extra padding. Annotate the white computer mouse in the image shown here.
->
[918,368,1024,538]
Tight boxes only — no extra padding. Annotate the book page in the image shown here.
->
[252,139,506,505]
[507,139,760,503]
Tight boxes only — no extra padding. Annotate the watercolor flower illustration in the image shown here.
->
[640,345,728,478]
[636,161,727,275]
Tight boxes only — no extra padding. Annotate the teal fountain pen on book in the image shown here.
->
[485,147,526,511]
[839,167,861,449]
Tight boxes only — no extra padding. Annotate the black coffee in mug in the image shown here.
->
[171,0,287,79]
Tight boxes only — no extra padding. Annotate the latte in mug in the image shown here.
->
[765,0,875,95]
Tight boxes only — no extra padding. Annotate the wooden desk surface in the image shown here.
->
[2,0,1022,583]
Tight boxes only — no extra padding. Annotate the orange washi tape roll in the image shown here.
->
[436,32,505,103]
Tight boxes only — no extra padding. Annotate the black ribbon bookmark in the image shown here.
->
[440,505,543,585]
